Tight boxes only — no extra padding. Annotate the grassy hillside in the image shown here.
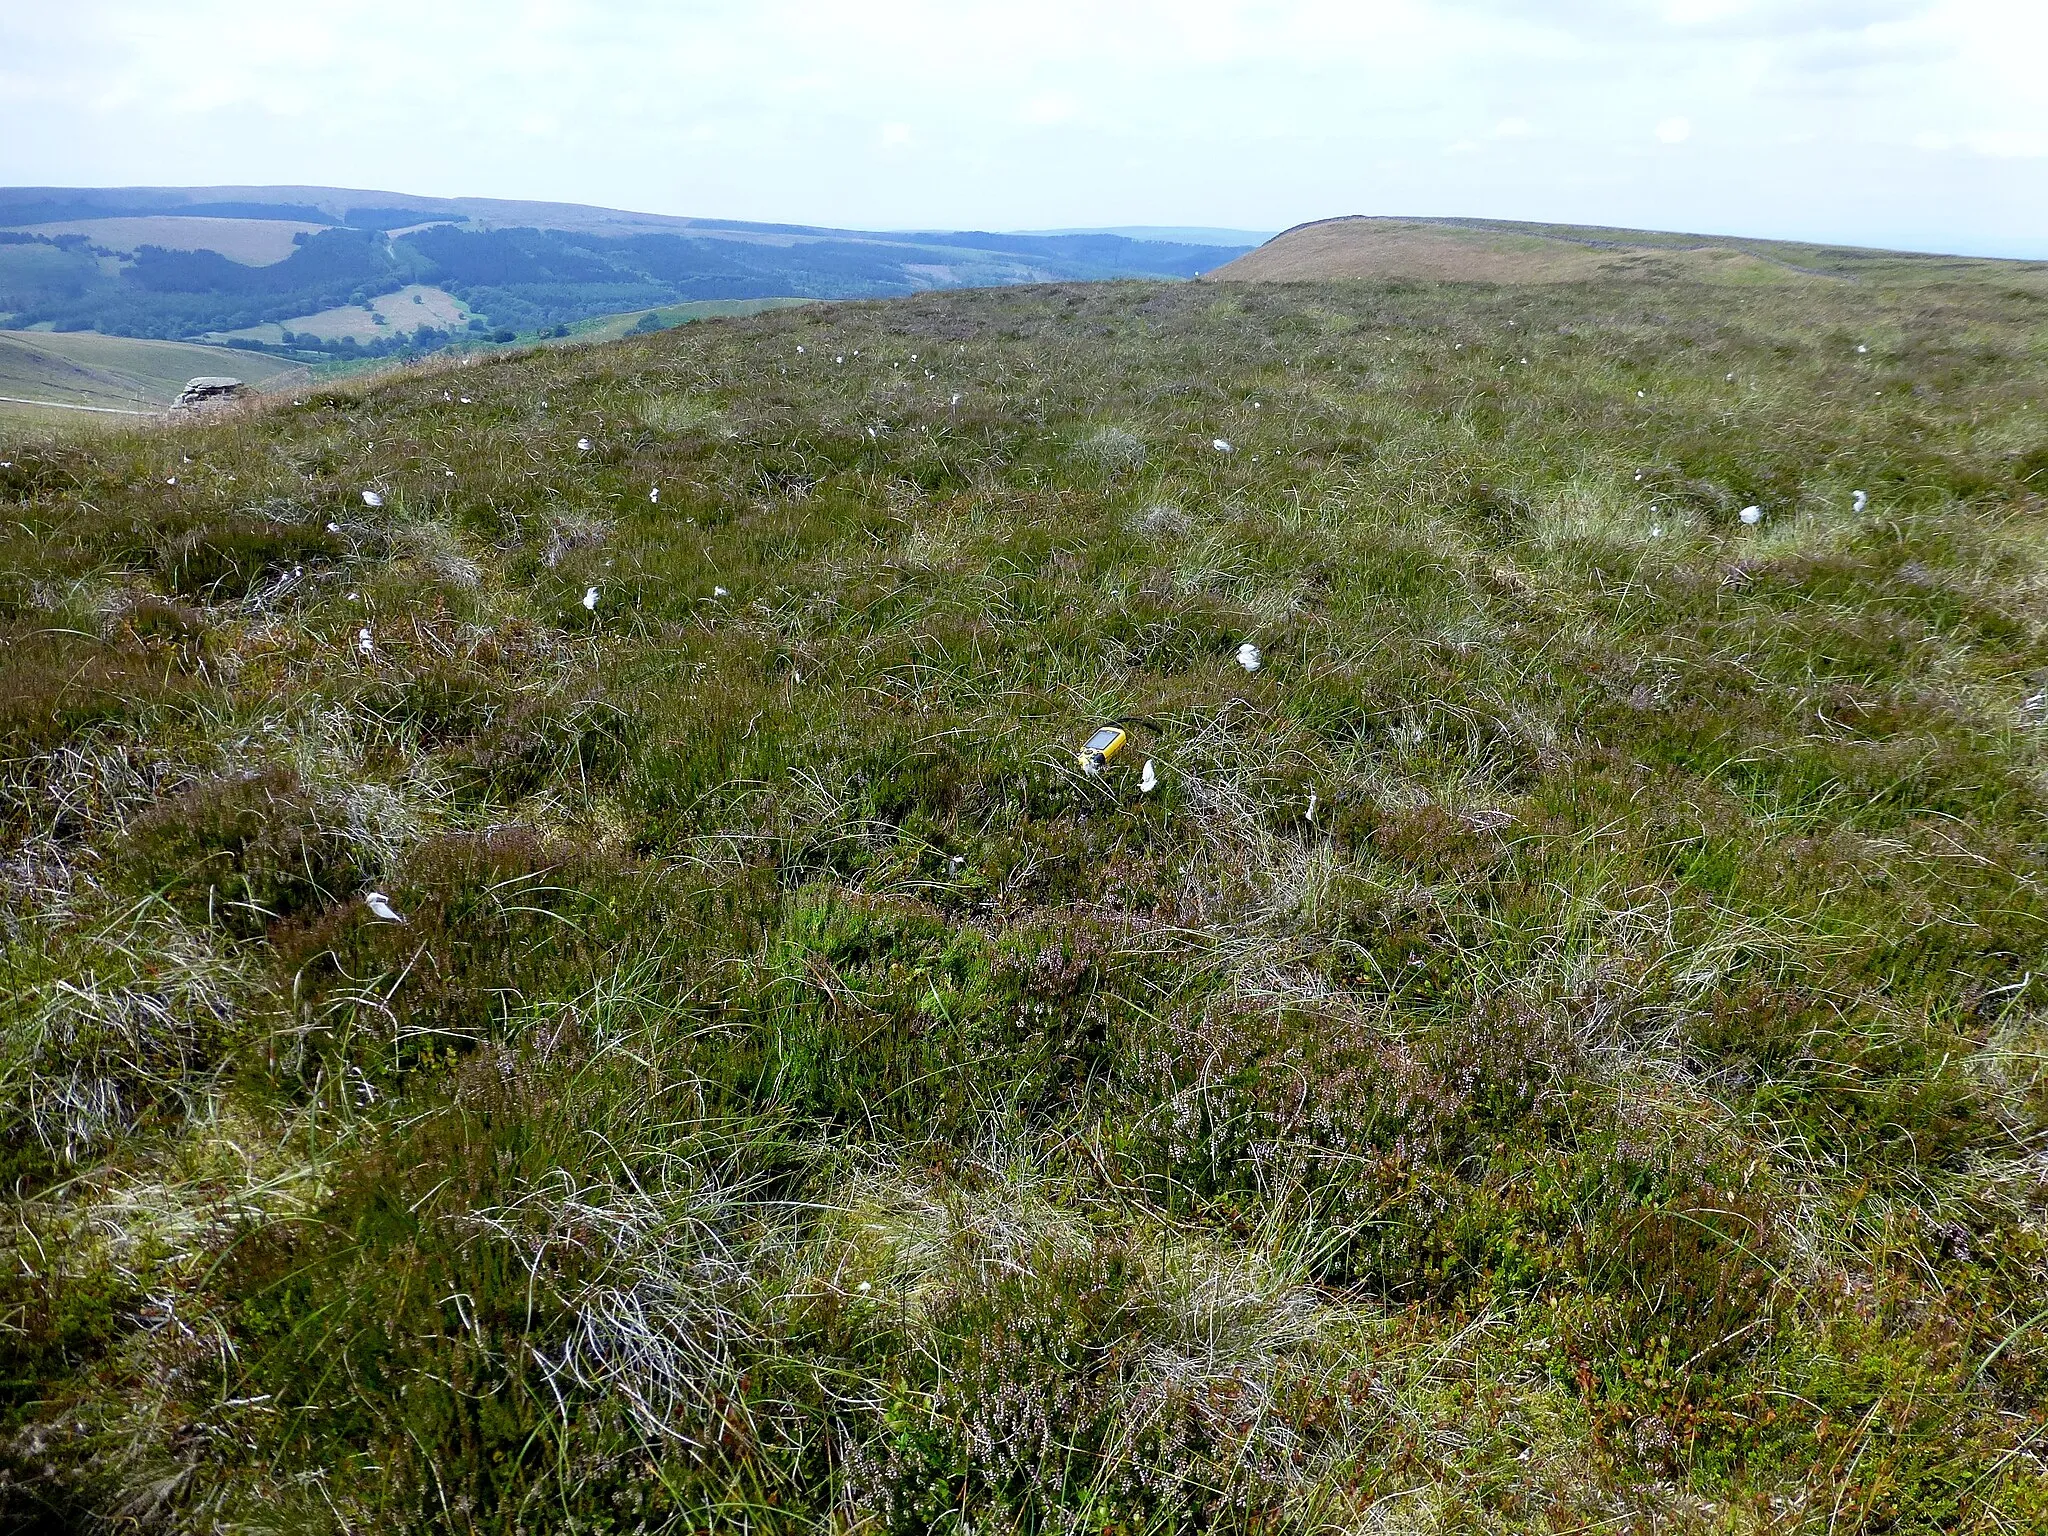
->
[0,330,303,430]
[1212,215,2048,288]
[4,268,2048,1533]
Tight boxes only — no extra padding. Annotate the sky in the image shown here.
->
[1,0,2043,257]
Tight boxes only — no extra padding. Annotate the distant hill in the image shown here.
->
[1206,215,2048,286]
[0,186,1256,357]
[1021,225,1280,247]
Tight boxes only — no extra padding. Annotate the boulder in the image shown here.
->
[175,377,246,408]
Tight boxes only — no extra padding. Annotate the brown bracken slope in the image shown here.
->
[1206,214,2048,287]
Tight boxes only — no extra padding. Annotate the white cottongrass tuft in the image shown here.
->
[363,892,405,924]
[1140,759,1158,795]
[1853,490,1869,513]
[362,490,383,508]
[577,438,592,453]
[713,586,729,599]
[650,487,660,503]
[1076,426,1146,475]
[1236,642,1263,672]
[583,586,601,611]
[1739,505,1764,526]
[356,627,374,657]
[1213,439,1234,453]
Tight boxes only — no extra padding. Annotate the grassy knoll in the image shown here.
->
[3,271,2047,1533]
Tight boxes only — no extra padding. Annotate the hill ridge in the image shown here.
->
[1209,213,2048,286]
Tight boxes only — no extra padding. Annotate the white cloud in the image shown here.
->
[1021,94,1081,127]
[1916,129,2048,160]
[0,0,2040,255]
[1656,116,1694,143]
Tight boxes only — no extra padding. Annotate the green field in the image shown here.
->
[4,265,2048,1532]
[0,329,304,431]
[214,283,476,346]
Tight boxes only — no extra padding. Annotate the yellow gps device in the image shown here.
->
[1079,726,1129,773]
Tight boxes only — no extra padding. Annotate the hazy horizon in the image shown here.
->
[3,0,2042,261]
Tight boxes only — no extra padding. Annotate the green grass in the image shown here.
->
[3,269,2047,1533]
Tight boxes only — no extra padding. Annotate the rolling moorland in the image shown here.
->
[2,250,2047,1532]
[0,186,1259,358]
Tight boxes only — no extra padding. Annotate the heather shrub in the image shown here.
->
[6,273,2048,1533]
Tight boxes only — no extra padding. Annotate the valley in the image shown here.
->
[0,186,1258,358]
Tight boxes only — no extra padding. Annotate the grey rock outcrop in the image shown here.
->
[174,377,246,409]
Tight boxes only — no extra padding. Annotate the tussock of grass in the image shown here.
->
[3,273,2047,1532]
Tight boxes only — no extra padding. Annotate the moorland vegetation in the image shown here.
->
[3,268,2047,1532]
